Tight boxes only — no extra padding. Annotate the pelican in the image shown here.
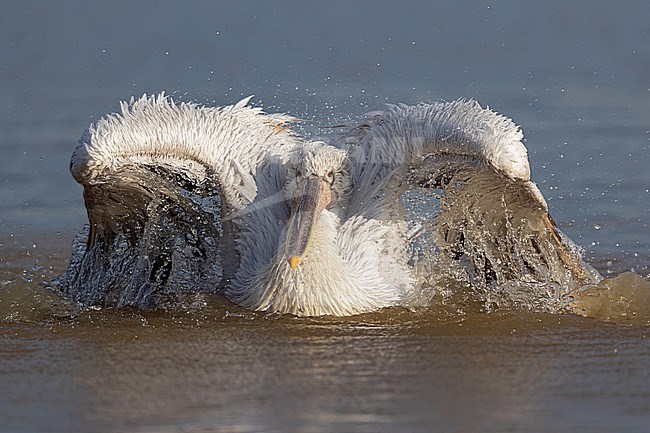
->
[55,93,600,316]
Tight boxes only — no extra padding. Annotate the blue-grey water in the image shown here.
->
[1,1,649,432]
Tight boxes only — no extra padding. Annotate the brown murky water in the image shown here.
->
[2,237,649,433]
[3,307,649,433]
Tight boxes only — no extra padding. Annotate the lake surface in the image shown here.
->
[1,1,649,432]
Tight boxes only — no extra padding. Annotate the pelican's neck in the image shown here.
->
[228,209,399,316]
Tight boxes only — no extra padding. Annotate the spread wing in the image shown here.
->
[55,93,300,309]
[337,100,601,308]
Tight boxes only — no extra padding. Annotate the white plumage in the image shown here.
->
[59,93,600,316]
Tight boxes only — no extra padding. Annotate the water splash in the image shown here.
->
[52,164,224,310]
[401,168,602,315]
[48,159,648,324]
[569,272,650,325]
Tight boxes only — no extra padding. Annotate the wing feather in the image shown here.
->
[72,93,300,212]
[57,93,301,309]
[338,100,600,307]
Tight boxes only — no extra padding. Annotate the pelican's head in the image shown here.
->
[284,141,354,269]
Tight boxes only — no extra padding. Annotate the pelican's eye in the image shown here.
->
[295,168,302,177]
[326,169,335,183]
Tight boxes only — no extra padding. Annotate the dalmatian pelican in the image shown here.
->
[55,93,600,316]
